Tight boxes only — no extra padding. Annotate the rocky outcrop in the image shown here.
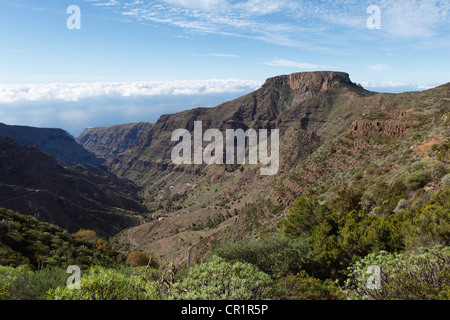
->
[350,119,412,138]
[0,123,104,167]
[263,71,354,92]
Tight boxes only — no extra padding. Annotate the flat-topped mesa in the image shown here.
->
[262,71,354,92]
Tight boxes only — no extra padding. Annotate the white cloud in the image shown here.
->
[262,59,331,69]
[0,79,262,104]
[360,80,438,92]
[367,64,390,72]
[87,0,450,48]
[379,0,450,38]
[208,53,239,58]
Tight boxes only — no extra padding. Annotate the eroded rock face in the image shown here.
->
[350,120,412,138]
[263,71,353,92]
[76,122,154,160]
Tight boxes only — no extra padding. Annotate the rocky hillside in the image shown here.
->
[0,123,104,167]
[104,72,371,182]
[76,122,154,160]
[0,136,145,238]
[101,72,449,270]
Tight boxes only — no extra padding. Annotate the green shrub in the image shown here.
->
[0,265,30,300]
[281,196,332,239]
[214,233,324,279]
[344,245,450,300]
[276,270,345,300]
[404,170,432,190]
[45,266,160,300]
[5,267,67,300]
[169,256,274,300]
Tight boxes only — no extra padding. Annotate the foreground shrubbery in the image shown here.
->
[344,246,450,300]
[169,256,274,300]
[214,233,324,279]
[0,265,68,300]
[45,266,160,300]
[1,246,449,300]
[280,187,450,279]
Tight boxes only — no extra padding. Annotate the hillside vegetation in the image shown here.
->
[1,72,449,300]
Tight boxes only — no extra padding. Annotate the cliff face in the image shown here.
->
[0,123,104,167]
[263,71,354,92]
[0,136,144,238]
[76,122,154,160]
[350,119,414,138]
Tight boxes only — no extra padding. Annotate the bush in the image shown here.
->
[276,270,345,300]
[215,233,324,279]
[344,245,450,300]
[0,265,30,300]
[281,196,332,239]
[74,229,98,243]
[126,251,159,269]
[404,170,432,190]
[45,266,160,300]
[6,267,67,300]
[169,256,274,300]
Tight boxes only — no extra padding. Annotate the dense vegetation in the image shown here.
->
[0,84,448,300]
[1,182,448,300]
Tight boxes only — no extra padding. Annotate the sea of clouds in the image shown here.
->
[0,79,262,137]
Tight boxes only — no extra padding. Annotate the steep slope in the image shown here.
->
[106,71,371,183]
[0,137,145,238]
[76,122,154,160]
[102,72,448,270]
[0,208,122,269]
[0,123,104,167]
[106,71,378,264]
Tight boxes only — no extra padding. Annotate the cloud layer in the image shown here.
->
[0,79,262,104]
[0,79,262,136]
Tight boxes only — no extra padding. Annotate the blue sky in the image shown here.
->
[0,0,449,136]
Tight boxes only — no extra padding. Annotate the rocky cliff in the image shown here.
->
[263,71,354,92]
[76,122,155,160]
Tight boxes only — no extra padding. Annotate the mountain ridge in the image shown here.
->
[0,136,144,238]
[0,123,104,167]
